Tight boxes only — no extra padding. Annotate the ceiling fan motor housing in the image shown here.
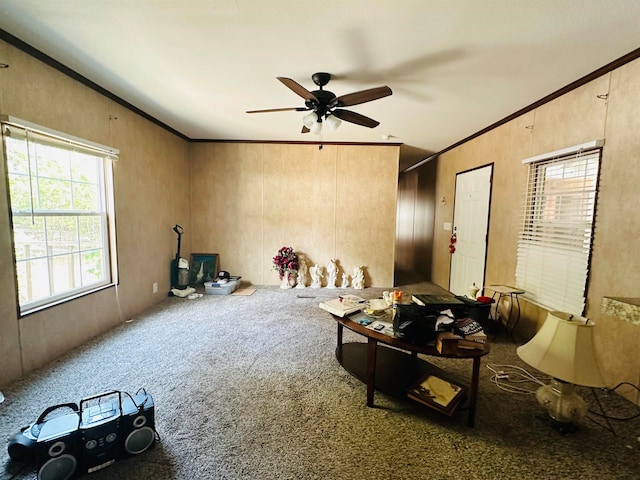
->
[306,89,336,120]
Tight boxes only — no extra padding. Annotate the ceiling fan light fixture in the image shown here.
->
[310,119,323,135]
[303,111,318,129]
[325,114,341,131]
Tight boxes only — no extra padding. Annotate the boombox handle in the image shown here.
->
[80,390,123,416]
[133,387,151,409]
[79,389,149,415]
[35,402,79,425]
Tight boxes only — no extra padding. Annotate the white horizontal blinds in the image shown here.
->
[3,125,111,219]
[1,115,119,158]
[516,149,601,315]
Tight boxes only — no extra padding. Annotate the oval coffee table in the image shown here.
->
[332,312,490,427]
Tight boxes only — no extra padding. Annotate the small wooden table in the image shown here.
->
[484,285,525,339]
[332,313,490,427]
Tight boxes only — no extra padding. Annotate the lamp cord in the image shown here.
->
[589,382,640,422]
[586,385,640,436]
[487,364,640,436]
[485,363,547,395]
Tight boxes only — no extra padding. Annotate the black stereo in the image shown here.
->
[7,389,156,480]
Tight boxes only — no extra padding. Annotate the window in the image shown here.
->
[516,142,602,315]
[1,117,118,315]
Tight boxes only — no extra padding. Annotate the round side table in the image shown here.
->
[484,285,525,340]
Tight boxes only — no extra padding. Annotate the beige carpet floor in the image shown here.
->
[1,284,639,479]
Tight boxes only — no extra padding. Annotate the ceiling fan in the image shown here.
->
[246,72,392,134]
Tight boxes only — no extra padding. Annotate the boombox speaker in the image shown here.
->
[7,389,156,480]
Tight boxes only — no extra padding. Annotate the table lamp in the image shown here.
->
[516,311,605,432]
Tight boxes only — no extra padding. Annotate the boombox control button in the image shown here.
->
[86,439,97,450]
[106,433,117,443]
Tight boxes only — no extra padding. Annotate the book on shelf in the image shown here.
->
[411,294,465,307]
[319,297,365,317]
[406,373,467,416]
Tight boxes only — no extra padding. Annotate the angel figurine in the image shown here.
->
[310,264,323,289]
[326,258,338,289]
[352,265,365,290]
[296,256,308,288]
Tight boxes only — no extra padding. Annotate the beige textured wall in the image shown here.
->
[431,63,640,404]
[0,40,190,386]
[190,143,399,286]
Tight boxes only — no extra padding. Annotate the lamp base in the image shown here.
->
[536,413,578,434]
[536,379,587,424]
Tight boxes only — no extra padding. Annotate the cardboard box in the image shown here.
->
[436,332,459,354]
[204,279,239,295]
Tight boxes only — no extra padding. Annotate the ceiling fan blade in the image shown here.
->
[246,107,308,113]
[332,109,380,128]
[332,86,392,107]
[277,77,318,102]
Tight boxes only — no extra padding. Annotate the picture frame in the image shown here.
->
[189,253,218,285]
[406,373,467,416]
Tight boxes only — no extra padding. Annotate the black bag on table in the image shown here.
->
[392,304,439,344]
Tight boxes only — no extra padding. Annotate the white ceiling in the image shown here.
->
[2,0,640,166]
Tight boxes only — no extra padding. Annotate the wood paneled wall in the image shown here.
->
[189,143,400,287]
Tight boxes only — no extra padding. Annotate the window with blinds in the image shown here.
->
[1,116,118,315]
[515,143,602,315]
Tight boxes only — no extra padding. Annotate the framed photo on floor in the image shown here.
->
[406,373,467,416]
[189,253,218,285]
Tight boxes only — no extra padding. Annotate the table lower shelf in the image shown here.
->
[336,342,467,416]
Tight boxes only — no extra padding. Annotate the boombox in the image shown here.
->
[7,389,156,480]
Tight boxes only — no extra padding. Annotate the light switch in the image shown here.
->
[443,222,452,231]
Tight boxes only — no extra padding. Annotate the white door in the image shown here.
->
[449,165,492,296]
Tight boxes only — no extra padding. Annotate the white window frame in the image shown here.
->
[515,140,603,315]
[1,116,118,315]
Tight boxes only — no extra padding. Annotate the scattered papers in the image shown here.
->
[365,320,394,336]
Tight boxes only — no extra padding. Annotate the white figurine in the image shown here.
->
[326,258,338,289]
[340,273,349,288]
[383,290,392,306]
[296,256,308,288]
[310,264,323,289]
[352,265,365,290]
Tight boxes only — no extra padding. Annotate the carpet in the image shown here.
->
[1,284,638,480]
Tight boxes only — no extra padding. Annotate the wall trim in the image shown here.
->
[0,28,189,141]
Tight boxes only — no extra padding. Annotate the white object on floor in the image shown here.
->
[171,287,196,298]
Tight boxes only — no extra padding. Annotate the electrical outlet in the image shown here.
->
[152,282,158,293]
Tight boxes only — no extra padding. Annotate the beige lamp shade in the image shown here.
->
[516,311,605,388]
